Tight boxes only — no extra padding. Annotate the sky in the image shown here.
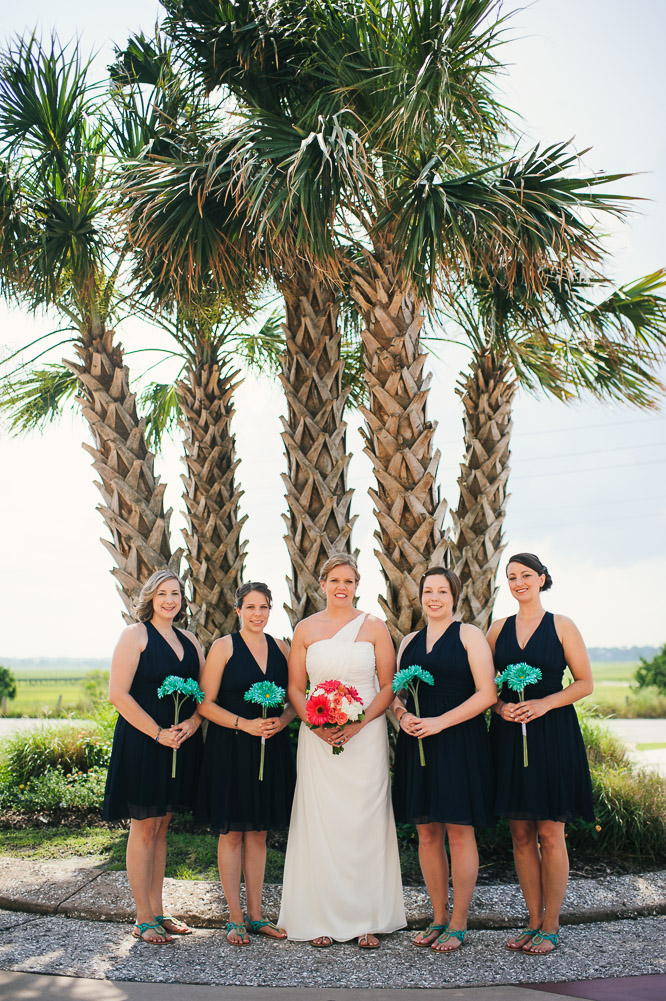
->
[1,0,665,659]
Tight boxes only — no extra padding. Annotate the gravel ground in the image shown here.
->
[0,910,664,989]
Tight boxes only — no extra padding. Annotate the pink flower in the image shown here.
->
[306,693,331,726]
[345,685,360,701]
[319,679,341,694]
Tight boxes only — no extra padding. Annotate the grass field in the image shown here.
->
[6,666,106,717]
[2,661,664,718]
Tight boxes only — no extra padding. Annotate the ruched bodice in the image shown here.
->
[305,614,378,709]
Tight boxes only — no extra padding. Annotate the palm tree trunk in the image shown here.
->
[350,251,448,647]
[451,350,517,630]
[68,325,180,619]
[280,268,357,630]
[179,361,247,646]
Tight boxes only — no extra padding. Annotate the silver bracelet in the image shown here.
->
[155,727,163,743]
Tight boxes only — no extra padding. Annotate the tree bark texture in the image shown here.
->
[351,251,448,647]
[451,350,517,630]
[178,361,248,647]
[67,326,179,619]
[280,269,357,630]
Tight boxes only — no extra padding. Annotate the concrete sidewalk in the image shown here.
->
[1,859,665,930]
[0,860,664,995]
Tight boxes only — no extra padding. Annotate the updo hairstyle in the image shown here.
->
[419,566,462,611]
[319,552,360,584]
[506,552,553,591]
[134,569,187,623]
[235,581,273,609]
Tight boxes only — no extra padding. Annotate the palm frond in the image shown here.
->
[0,362,78,432]
[138,380,183,450]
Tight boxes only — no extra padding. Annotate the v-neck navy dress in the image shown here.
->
[196,632,295,834]
[392,623,494,827]
[489,612,594,822]
[103,621,202,821]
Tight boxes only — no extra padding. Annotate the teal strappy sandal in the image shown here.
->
[226,921,250,945]
[523,930,559,954]
[132,921,171,944]
[245,916,287,939]
[431,927,467,952]
[506,927,540,952]
[155,914,192,935]
[413,923,448,947]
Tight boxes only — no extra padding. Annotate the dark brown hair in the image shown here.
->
[418,567,462,611]
[235,581,273,609]
[506,553,553,591]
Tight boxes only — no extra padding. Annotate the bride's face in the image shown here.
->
[321,568,358,607]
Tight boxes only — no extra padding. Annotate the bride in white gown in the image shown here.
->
[279,554,406,946]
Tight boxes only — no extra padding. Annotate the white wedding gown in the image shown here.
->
[278,614,406,941]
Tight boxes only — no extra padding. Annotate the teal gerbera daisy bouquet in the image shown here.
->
[157,676,205,778]
[392,665,434,766]
[496,662,542,767]
[244,681,286,780]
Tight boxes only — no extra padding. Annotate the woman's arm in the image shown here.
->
[198,637,266,737]
[390,632,416,727]
[486,617,509,717]
[414,625,497,737]
[108,624,181,750]
[513,616,593,723]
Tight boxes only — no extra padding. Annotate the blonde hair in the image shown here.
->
[319,553,360,584]
[134,570,187,624]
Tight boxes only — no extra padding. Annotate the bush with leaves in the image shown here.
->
[0,666,17,713]
[634,643,666,695]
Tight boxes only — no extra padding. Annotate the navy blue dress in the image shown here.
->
[489,612,594,822]
[392,623,494,827]
[196,632,295,834]
[103,622,202,821]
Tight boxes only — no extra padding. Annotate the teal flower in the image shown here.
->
[499,662,542,693]
[392,665,434,767]
[392,665,434,693]
[157,676,204,702]
[244,681,286,709]
[244,681,286,781]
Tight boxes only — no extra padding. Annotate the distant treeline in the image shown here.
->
[1,657,111,671]
[587,647,657,662]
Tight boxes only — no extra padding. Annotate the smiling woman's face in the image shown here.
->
[420,574,454,619]
[152,579,182,620]
[506,562,546,602]
[237,591,271,632]
[321,567,358,606]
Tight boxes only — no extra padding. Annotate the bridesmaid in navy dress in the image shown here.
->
[488,553,594,955]
[392,568,497,953]
[104,570,205,943]
[197,582,296,946]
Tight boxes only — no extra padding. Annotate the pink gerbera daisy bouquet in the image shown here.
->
[305,680,364,754]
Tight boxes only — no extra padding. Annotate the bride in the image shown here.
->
[278,553,406,947]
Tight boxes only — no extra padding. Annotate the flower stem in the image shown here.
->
[412,684,425,767]
[259,708,266,781]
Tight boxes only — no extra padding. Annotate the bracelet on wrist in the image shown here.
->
[234,715,240,729]
[155,726,163,743]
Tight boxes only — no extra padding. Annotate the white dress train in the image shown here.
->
[278,614,406,941]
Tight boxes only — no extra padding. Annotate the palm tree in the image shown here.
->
[0,35,181,616]
[447,266,666,629]
[141,303,284,645]
[240,2,637,644]
[123,9,360,628]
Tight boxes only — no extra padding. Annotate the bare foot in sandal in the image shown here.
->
[311,935,333,947]
[358,933,380,949]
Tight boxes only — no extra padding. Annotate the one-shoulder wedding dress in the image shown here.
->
[279,614,405,941]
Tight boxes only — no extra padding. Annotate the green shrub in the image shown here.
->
[635,643,666,695]
[5,723,111,784]
[0,766,107,812]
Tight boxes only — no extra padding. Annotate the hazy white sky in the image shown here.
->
[1,0,665,658]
